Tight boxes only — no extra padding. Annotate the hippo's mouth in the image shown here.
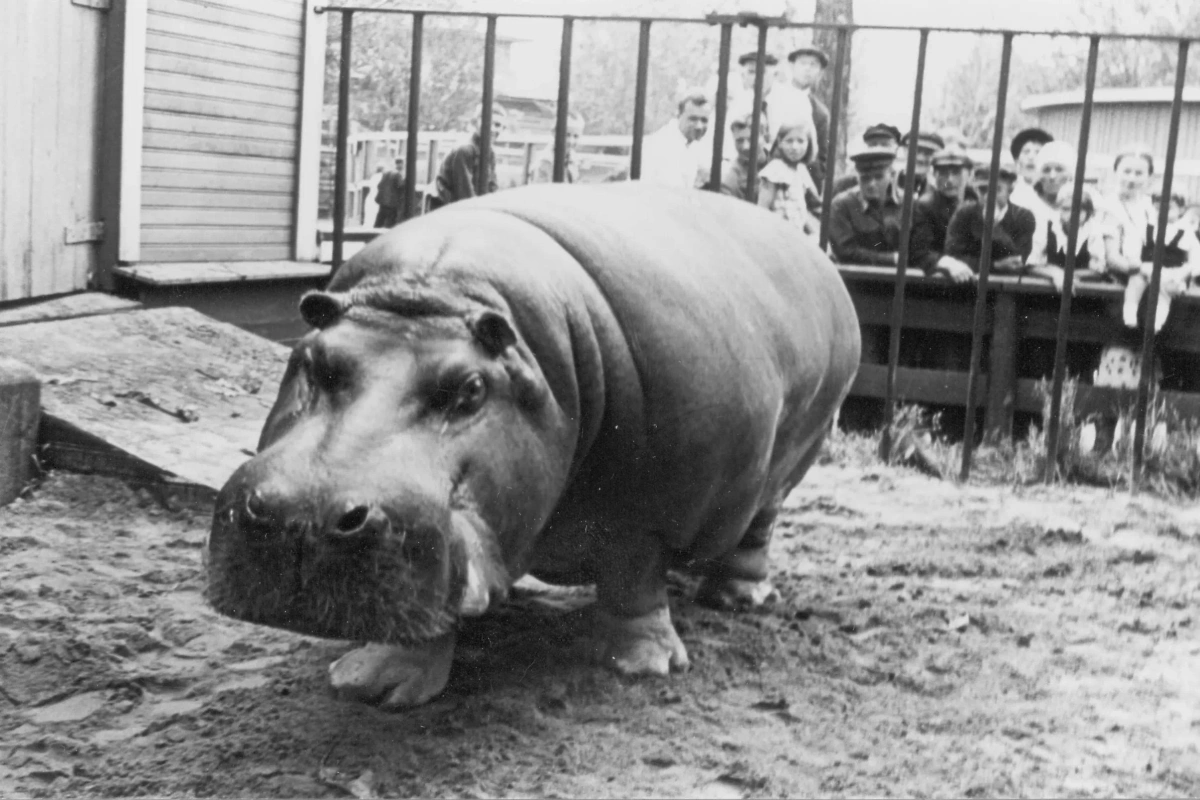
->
[204,496,460,646]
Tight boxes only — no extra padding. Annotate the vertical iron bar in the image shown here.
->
[1133,39,1190,476]
[553,18,574,183]
[818,26,850,250]
[745,23,770,203]
[332,10,353,268]
[476,15,497,195]
[403,13,423,220]
[880,28,929,462]
[630,20,652,180]
[1044,36,1099,482]
[959,32,1014,480]
[708,22,733,192]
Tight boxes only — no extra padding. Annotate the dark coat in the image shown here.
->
[828,186,902,266]
[908,188,979,274]
[944,201,1036,271]
[435,134,498,205]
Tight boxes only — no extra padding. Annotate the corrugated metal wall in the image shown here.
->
[140,0,304,262]
[1,1,106,301]
[1035,103,1200,202]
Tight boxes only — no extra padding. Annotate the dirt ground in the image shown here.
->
[1,456,1199,799]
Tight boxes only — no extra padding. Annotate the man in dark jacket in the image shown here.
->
[828,146,903,265]
[373,158,406,228]
[435,106,506,206]
[719,109,771,202]
[909,148,977,282]
[943,156,1036,273]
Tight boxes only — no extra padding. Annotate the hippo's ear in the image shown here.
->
[300,291,348,329]
[468,310,517,356]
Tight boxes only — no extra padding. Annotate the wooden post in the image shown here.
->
[984,290,1018,441]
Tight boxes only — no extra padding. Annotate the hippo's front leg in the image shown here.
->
[328,632,457,709]
[587,531,689,675]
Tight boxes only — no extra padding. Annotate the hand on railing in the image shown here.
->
[934,255,975,285]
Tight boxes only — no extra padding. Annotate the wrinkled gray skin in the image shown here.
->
[206,183,861,709]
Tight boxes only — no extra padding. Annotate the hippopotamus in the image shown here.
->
[205,183,860,708]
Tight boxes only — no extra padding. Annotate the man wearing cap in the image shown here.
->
[943,154,1037,274]
[640,91,711,189]
[831,123,901,195]
[768,46,831,188]
[895,131,944,201]
[909,147,978,282]
[719,108,772,201]
[1009,127,1054,210]
[828,145,904,266]
[435,105,506,206]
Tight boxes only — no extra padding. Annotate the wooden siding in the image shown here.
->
[141,0,304,263]
[1,1,106,301]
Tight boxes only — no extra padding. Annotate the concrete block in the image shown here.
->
[0,357,39,506]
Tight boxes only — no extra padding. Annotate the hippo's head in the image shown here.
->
[205,287,574,645]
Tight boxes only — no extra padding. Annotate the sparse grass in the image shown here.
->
[823,379,1200,500]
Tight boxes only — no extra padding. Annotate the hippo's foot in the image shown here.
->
[588,606,690,676]
[696,576,778,611]
[328,632,456,710]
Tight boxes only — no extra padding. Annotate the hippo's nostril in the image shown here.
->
[335,505,370,535]
[244,489,267,522]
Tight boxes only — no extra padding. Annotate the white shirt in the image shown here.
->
[639,120,706,189]
[766,83,815,133]
[1009,180,1040,215]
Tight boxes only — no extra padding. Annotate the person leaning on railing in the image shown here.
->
[940,154,1036,277]
[826,145,902,266]
[432,104,507,209]
[531,113,585,184]
[908,146,978,284]
[718,106,771,202]
[1025,182,1107,294]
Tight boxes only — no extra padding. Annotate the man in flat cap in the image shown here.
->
[640,90,711,189]
[768,46,831,189]
[435,104,507,207]
[831,123,901,195]
[943,154,1036,275]
[909,147,977,282]
[828,145,904,266]
[1009,127,1054,211]
[895,130,944,201]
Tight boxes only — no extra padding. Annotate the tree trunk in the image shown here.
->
[811,0,853,180]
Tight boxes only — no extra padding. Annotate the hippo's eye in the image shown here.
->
[451,374,488,416]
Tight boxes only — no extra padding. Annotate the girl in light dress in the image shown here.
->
[756,118,822,239]
[1026,183,1107,294]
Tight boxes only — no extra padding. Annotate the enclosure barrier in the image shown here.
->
[314,4,1200,485]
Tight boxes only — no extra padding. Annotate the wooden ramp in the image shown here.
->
[0,303,290,504]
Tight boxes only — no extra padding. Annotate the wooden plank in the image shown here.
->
[851,292,984,333]
[139,244,295,262]
[141,208,294,228]
[164,0,305,23]
[28,0,65,298]
[145,51,301,92]
[143,149,296,176]
[144,29,300,73]
[146,7,301,55]
[143,129,297,160]
[293,0,326,262]
[143,109,297,143]
[984,291,1018,439]
[141,189,293,210]
[851,363,985,408]
[120,0,149,264]
[0,293,141,328]
[141,226,293,245]
[115,261,330,286]
[0,0,33,300]
[144,89,298,126]
[69,0,106,291]
[0,307,290,491]
[143,168,295,193]
[144,69,298,109]
[150,0,304,39]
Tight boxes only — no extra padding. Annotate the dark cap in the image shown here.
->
[862,123,902,146]
[976,153,1019,181]
[899,131,945,153]
[849,145,898,170]
[931,148,972,169]
[787,47,829,67]
[737,51,779,66]
[1009,127,1054,161]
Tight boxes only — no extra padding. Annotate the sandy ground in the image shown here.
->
[1,457,1199,799]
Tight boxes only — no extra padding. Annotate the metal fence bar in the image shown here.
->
[476,15,497,195]
[332,10,353,268]
[552,18,574,183]
[959,32,1014,480]
[745,23,770,203]
[1043,35,1100,482]
[402,13,423,221]
[880,28,929,462]
[1133,39,1191,475]
[707,22,733,192]
[629,20,652,181]
[818,26,849,251]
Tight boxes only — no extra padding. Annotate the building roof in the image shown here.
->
[1022,87,1200,112]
